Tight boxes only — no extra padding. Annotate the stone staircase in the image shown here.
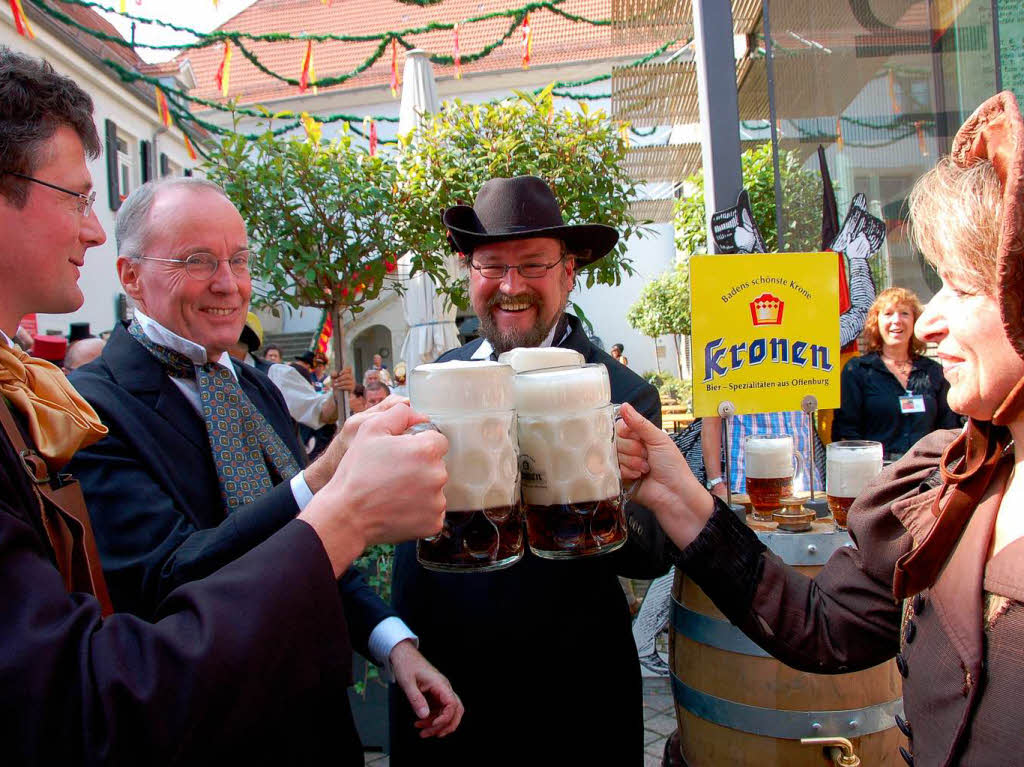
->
[263,331,315,360]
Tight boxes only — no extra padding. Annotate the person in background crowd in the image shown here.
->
[614,90,1024,767]
[365,380,391,408]
[369,352,392,386]
[390,175,668,765]
[833,286,960,460]
[228,311,271,371]
[391,361,409,397]
[67,176,462,756]
[0,46,451,765]
[611,342,629,366]
[263,343,282,363]
[30,334,67,369]
[312,352,330,388]
[63,337,105,372]
[350,383,367,414]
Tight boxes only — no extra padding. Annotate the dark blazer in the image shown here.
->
[389,315,664,765]
[1,401,357,766]
[68,322,394,657]
[832,352,960,459]
[682,428,1024,766]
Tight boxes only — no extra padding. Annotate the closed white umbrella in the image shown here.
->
[397,49,461,371]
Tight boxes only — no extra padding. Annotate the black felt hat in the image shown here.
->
[67,322,93,343]
[442,176,619,268]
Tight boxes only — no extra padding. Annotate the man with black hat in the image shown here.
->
[390,176,667,764]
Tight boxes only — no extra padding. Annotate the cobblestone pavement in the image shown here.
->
[363,674,675,766]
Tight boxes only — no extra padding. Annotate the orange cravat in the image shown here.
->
[0,343,106,470]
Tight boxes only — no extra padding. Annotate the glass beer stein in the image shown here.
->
[500,348,629,559]
[826,440,883,531]
[410,361,524,572]
[744,433,805,522]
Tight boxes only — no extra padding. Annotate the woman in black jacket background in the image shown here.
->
[832,286,960,459]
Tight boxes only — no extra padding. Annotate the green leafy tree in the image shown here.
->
[394,87,649,312]
[626,261,690,378]
[205,115,449,421]
[674,142,823,255]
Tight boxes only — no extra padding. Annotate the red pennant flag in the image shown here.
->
[315,311,333,355]
[154,89,172,128]
[369,120,378,156]
[216,42,232,97]
[183,133,198,161]
[835,117,844,151]
[9,0,35,39]
[915,121,928,156]
[888,70,901,114]
[299,40,314,94]
[453,23,462,80]
[521,13,532,69]
[390,39,399,97]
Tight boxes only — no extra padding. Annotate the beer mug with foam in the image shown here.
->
[500,347,629,559]
[743,433,805,521]
[826,440,883,531]
[410,361,524,572]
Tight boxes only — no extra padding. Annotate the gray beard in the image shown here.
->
[478,300,566,356]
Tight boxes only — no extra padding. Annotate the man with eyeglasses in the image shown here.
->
[66,176,462,747]
[389,176,666,765]
[0,47,454,764]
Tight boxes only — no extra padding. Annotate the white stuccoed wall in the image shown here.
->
[1,11,196,337]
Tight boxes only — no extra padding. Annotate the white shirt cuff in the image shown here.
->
[368,616,418,681]
[290,471,314,511]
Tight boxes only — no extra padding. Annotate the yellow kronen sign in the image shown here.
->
[690,252,840,417]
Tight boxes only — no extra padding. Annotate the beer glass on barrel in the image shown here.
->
[826,440,883,531]
[744,433,804,522]
[502,348,629,559]
[410,361,524,572]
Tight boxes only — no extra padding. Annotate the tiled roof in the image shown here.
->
[183,0,669,107]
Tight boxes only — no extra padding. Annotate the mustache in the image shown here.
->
[487,292,540,311]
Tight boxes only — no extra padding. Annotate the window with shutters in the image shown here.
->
[115,130,136,201]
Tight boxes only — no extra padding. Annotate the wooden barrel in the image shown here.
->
[668,516,904,765]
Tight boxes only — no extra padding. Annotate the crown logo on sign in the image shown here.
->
[749,292,784,325]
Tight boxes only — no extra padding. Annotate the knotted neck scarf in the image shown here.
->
[127,321,301,512]
[0,342,107,470]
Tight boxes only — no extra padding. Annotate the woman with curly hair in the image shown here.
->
[832,286,960,459]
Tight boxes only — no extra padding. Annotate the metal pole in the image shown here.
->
[718,401,737,508]
[801,395,818,500]
[693,0,743,252]
[761,0,785,252]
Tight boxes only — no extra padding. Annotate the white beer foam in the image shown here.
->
[410,361,515,413]
[513,364,611,414]
[497,347,585,373]
[518,409,620,506]
[745,437,794,478]
[826,448,883,498]
[430,412,519,512]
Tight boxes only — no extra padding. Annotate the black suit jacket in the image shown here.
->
[68,323,394,658]
[389,315,665,765]
[1,399,356,765]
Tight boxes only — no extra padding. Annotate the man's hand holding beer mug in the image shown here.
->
[614,403,715,550]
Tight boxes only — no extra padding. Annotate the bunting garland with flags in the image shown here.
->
[453,23,462,79]
[9,0,35,38]
[390,39,399,97]
[299,40,314,94]
[183,133,198,161]
[154,88,172,128]
[314,311,332,356]
[835,116,844,151]
[216,41,232,97]
[914,121,928,156]
[521,13,532,69]
[119,0,126,12]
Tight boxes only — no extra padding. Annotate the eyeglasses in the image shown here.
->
[469,257,565,280]
[5,171,96,217]
[137,251,252,280]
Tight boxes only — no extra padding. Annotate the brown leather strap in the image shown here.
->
[0,399,113,615]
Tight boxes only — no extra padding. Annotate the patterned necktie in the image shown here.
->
[128,322,301,512]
